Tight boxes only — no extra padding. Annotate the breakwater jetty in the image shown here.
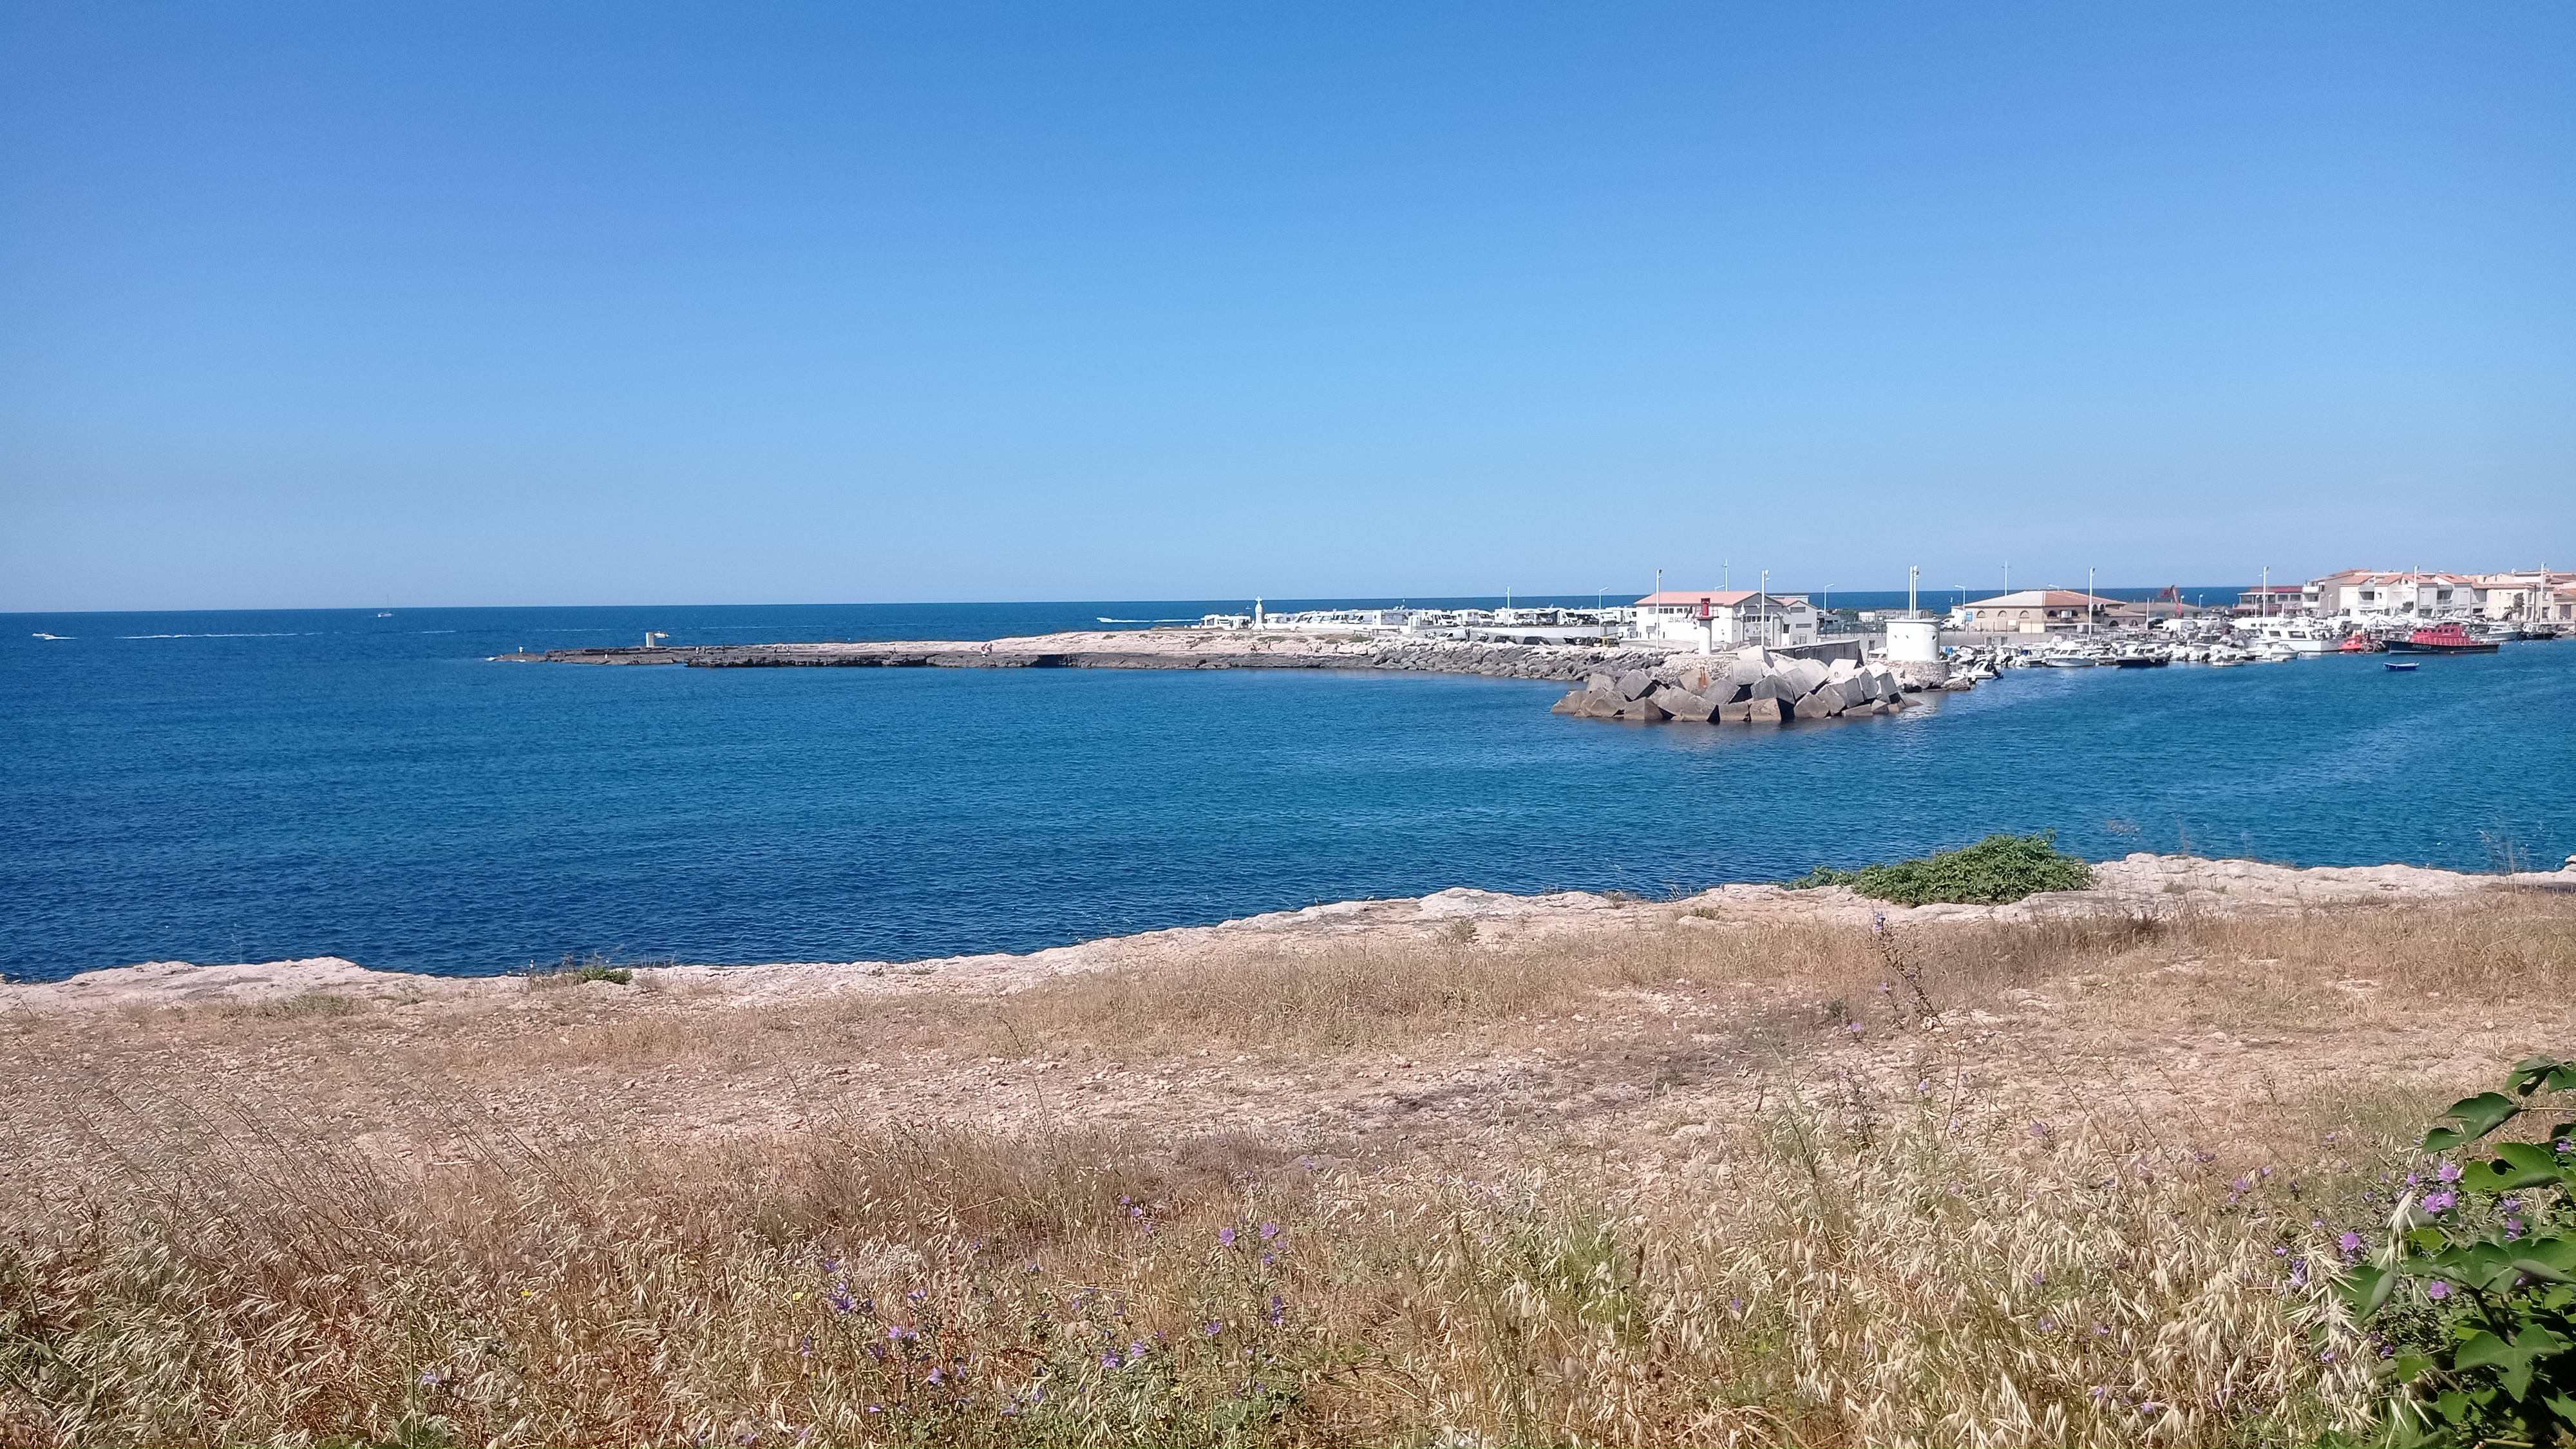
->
[1555,649,1958,723]
[499,629,1964,722]
[502,629,1865,683]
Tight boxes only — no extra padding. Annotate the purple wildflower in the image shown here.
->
[2422,1190,2458,1213]
[2436,1160,2462,1184]
[1218,1226,1237,1247]
[1203,1319,1224,1338]
[925,1367,943,1386]
[828,1283,857,1314]
[2505,1217,2524,1239]
[2427,1280,2451,1301]
[1100,1350,1121,1369]
[1259,1222,1280,1241]
[2338,1231,2363,1259]
[2290,1258,2309,1289]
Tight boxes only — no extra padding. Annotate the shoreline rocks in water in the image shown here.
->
[1550,646,1960,724]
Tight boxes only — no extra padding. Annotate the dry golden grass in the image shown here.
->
[3,894,2571,1446]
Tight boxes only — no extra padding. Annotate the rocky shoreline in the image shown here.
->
[14,853,2566,1015]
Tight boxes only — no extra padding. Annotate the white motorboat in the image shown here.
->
[2242,617,2333,655]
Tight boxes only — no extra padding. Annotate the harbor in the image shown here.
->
[501,564,2569,726]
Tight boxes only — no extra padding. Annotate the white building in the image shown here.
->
[2301,569,2486,618]
[2468,569,2575,624]
[1960,589,2123,633]
[1633,590,1816,649]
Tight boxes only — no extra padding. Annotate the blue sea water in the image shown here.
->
[4,600,2569,981]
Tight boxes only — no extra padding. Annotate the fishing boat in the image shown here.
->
[2385,661,2420,672]
[2109,652,2167,668]
[2335,632,2383,654]
[2382,622,2498,655]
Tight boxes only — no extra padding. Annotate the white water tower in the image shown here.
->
[1886,565,1940,662]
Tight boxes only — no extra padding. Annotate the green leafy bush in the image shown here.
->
[1784,832,2094,905]
[2340,1056,2576,1446]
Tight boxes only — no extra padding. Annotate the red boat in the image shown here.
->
[2382,623,2498,655]
[2336,632,2382,654]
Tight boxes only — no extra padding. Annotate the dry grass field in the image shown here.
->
[4,884,2573,1446]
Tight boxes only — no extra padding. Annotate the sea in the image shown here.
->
[5,595,2570,982]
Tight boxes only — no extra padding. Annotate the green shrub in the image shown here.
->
[1785,832,2094,905]
[2340,1055,2576,1448]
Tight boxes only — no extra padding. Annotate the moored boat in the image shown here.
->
[2382,623,2498,655]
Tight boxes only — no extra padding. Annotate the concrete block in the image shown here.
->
[1616,670,1656,701]
[1550,690,1587,715]
[1716,699,1754,722]
[1579,692,1625,717]
[1616,697,1669,722]
[1653,687,1716,722]
[1793,689,1838,719]
[1585,672,1617,695]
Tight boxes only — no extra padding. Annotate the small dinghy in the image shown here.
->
[2385,661,2420,672]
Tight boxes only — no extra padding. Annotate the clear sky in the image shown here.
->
[3,2,2570,610]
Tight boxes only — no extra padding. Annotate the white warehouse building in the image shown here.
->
[1632,590,1817,649]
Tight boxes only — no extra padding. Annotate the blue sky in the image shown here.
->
[3,2,2570,609]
